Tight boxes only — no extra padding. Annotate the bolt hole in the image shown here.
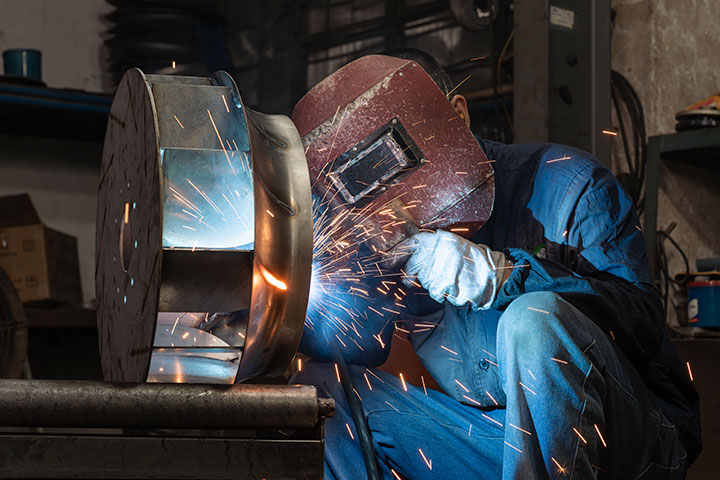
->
[119,204,133,272]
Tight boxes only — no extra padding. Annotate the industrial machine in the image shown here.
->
[0,69,331,479]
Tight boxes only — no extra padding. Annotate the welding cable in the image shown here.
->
[656,224,690,315]
[611,70,647,214]
[332,349,381,480]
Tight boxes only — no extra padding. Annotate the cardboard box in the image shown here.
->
[0,194,82,304]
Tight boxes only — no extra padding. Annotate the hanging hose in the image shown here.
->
[332,348,381,480]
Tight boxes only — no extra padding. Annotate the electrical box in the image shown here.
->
[514,0,611,167]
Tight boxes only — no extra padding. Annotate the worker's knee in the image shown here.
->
[497,291,571,355]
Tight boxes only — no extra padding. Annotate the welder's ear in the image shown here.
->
[450,94,470,128]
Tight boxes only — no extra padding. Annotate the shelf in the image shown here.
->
[652,127,720,171]
[0,78,111,143]
[643,127,720,274]
[25,306,96,329]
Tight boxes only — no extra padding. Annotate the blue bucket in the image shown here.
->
[687,280,720,328]
[3,49,42,80]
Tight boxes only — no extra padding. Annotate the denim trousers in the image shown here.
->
[295,292,687,479]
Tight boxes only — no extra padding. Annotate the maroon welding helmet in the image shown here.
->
[292,54,494,252]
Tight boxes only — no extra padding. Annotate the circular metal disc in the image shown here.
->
[96,68,162,382]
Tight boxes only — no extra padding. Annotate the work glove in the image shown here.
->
[402,230,511,310]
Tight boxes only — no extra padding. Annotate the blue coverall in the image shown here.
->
[296,138,700,479]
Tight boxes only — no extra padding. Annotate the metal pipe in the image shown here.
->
[0,380,333,430]
[463,84,513,102]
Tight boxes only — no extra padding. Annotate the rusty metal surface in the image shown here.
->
[0,380,330,429]
[96,68,163,383]
[293,55,494,252]
[0,433,325,479]
[236,109,313,382]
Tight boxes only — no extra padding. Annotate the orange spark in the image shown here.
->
[551,457,567,474]
[334,363,341,382]
[504,441,522,453]
[266,209,275,217]
[418,449,432,470]
[364,373,373,390]
[509,423,532,436]
[594,424,607,447]
[346,423,354,440]
[399,373,408,392]
[221,94,230,112]
[687,362,694,381]
[455,379,470,393]
[171,60,176,69]
[527,306,549,314]
[482,412,503,427]
[447,74,472,97]
[440,345,458,355]
[124,202,129,224]
[573,427,587,444]
[602,129,618,136]
[547,155,572,163]
[207,109,236,175]
[173,115,184,128]
[519,381,537,395]
[385,400,399,412]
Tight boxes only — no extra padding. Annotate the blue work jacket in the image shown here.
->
[299,137,701,462]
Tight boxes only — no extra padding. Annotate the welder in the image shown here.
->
[292,50,700,479]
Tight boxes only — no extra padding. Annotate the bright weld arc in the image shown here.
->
[259,265,287,290]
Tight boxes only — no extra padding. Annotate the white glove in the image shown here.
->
[402,230,511,310]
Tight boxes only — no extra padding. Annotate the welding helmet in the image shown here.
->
[292,54,495,253]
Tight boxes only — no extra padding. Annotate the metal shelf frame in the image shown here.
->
[643,127,720,275]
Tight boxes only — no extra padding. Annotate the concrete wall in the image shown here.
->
[612,3,720,477]
[0,0,112,92]
[0,0,111,304]
[611,0,720,319]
